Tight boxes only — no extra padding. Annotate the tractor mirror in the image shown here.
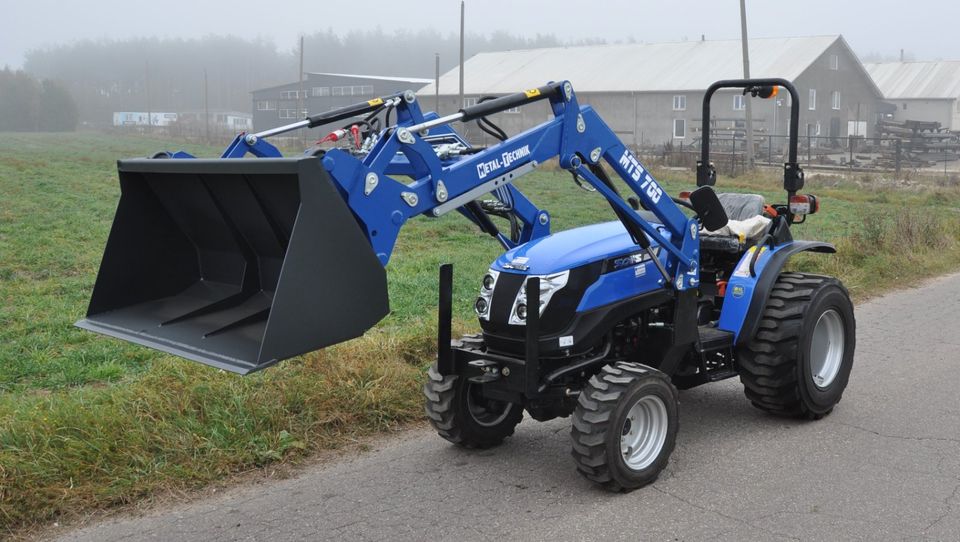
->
[689,186,729,232]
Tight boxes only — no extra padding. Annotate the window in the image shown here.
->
[673,118,686,139]
[256,100,276,111]
[832,90,841,110]
[463,97,479,108]
[830,54,839,70]
[311,87,330,97]
[331,85,376,97]
[847,121,867,137]
[278,109,302,119]
[733,94,746,111]
[279,90,301,99]
[672,95,686,111]
[903,103,908,110]
[808,89,817,111]
[815,121,821,135]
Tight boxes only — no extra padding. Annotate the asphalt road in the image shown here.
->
[56,274,960,542]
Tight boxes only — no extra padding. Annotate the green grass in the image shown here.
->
[1,132,959,534]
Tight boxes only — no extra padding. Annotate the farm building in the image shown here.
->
[865,61,960,131]
[419,35,885,147]
[112,112,178,127]
[251,72,432,132]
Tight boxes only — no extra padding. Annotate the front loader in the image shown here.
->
[79,79,855,490]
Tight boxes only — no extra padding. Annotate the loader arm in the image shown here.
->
[77,81,699,374]
[253,82,699,277]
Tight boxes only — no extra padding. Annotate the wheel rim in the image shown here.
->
[809,309,845,389]
[619,394,669,471]
[466,384,513,427]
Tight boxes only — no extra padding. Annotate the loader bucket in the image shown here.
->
[76,157,389,375]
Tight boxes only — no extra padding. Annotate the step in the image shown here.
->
[697,325,734,353]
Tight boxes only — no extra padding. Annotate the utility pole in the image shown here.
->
[145,60,151,131]
[299,35,306,146]
[739,0,755,170]
[458,1,465,109]
[203,68,210,143]
[435,52,441,114]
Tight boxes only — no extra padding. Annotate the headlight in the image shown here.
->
[476,269,499,320]
[482,274,496,290]
[509,271,569,325]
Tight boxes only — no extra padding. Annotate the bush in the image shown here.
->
[0,69,78,132]
[891,208,948,249]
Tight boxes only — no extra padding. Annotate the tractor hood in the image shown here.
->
[492,220,671,275]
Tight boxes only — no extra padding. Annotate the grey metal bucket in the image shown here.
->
[76,156,388,374]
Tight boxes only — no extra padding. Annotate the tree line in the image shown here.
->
[22,30,604,126]
[0,69,78,131]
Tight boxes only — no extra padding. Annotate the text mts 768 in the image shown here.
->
[618,149,663,203]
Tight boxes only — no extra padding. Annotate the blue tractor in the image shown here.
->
[78,78,855,491]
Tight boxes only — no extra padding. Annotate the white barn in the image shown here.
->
[420,36,885,147]
[865,61,960,131]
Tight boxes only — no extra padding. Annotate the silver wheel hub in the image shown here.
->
[620,394,669,471]
[810,309,845,389]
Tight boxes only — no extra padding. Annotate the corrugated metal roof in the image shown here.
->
[253,72,432,93]
[419,36,842,95]
[306,72,433,84]
[864,61,960,100]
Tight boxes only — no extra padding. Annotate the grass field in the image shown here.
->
[2,132,960,534]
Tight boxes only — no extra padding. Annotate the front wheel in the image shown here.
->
[423,364,523,449]
[738,272,856,419]
[570,363,679,492]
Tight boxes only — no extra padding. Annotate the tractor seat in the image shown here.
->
[701,192,771,251]
[717,193,765,221]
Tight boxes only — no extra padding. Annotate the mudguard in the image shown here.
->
[717,240,835,344]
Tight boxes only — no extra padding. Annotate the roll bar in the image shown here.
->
[695,78,804,199]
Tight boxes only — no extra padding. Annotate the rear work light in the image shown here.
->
[789,194,820,215]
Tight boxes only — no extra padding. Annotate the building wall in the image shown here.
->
[955,100,960,132]
[792,40,883,140]
[432,92,711,148]
[886,99,957,131]
[252,74,427,132]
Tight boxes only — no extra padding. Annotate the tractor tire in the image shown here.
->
[737,272,856,419]
[423,364,523,449]
[570,362,679,492]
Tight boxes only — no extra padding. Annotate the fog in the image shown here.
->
[2,0,959,129]
[3,0,960,69]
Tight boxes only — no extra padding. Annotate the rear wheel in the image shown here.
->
[423,364,523,448]
[570,363,679,491]
[738,273,856,419]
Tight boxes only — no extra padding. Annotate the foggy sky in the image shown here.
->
[3,0,959,69]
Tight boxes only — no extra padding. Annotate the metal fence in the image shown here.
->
[646,134,960,178]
